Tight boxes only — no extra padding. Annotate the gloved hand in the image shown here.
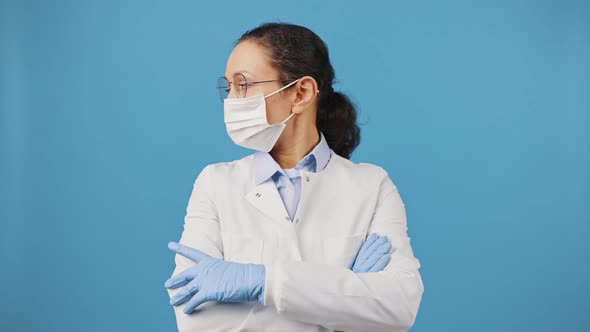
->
[350,233,392,273]
[164,242,265,314]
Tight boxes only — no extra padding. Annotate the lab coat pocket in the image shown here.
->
[221,232,264,264]
[323,232,366,269]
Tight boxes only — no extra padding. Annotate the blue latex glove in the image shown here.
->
[164,242,266,314]
[351,233,392,273]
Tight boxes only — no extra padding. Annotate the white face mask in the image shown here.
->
[223,79,300,152]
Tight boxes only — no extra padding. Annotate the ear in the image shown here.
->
[291,76,319,114]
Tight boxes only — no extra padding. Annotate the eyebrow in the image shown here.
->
[224,70,253,80]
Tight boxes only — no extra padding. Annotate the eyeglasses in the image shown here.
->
[216,73,298,103]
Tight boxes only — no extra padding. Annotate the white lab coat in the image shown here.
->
[166,150,424,332]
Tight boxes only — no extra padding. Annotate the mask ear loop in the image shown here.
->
[280,88,320,124]
[264,78,301,98]
[266,79,320,124]
[281,111,296,124]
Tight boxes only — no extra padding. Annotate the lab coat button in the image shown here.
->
[295,218,300,224]
[285,216,290,221]
[306,176,310,182]
[255,192,261,197]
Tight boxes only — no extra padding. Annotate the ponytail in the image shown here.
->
[317,89,360,159]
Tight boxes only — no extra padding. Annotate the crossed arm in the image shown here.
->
[165,165,424,332]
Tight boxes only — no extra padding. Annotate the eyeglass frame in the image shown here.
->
[216,73,299,102]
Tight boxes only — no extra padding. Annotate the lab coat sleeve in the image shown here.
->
[262,167,425,332]
[166,165,235,332]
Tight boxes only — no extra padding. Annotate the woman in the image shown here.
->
[164,22,424,332]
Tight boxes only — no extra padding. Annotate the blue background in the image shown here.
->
[1,0,589,331]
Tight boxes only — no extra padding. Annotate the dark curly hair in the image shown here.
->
[236,22,361,159]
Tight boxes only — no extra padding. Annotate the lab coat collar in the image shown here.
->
[246,140,337,225]
[253,130,331,187]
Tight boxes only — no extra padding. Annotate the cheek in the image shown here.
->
[264,98,291,125]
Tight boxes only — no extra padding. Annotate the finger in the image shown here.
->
[376,241,392,255]
[355,234,381,265]
[168,242,208,263]
[353,261,373,273]
[359,241,392,272]
[365,235,388,257]
[356,233,378,261]
[368,254,391,272]
[352,235,384,273]
[357,235,388,266]
[183,292,210,314]
[169,280,200,306]
[164,266,199,289]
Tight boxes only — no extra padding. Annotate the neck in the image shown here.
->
[270,127,320,169]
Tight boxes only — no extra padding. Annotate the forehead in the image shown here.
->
[224,40,277,80]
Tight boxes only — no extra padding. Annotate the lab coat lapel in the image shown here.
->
[245,179,291,224]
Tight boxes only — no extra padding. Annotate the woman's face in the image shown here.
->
[224,40,295,125]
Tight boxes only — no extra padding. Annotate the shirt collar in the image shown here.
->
[254,131,332,186]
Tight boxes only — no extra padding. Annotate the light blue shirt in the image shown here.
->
[254,131,332,221]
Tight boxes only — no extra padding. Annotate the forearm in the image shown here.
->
[263,259,423,332]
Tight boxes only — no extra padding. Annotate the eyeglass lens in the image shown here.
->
[216,73,248,102]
